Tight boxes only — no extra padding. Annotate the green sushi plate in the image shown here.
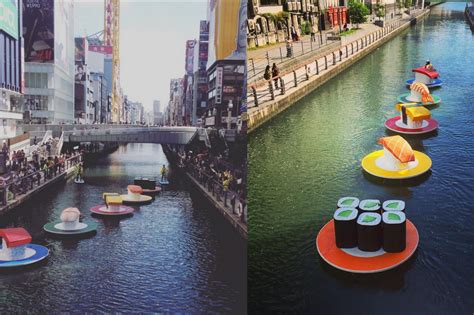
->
[397,93,441,106]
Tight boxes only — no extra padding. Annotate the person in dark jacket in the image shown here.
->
[271,63,280,89]
[263,65,272,81]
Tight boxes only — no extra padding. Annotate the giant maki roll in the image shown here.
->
[333,208,358,248]
[382,211,407,253]
[357,212,382,252]
[382,200,405,213]
[337,197,360,208]
[358,199,381,215]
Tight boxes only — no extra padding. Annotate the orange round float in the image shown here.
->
[316,219,419,273]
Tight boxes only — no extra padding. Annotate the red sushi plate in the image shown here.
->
[316,219,419,273]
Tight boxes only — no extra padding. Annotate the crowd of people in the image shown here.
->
[178,147,246,204]
[0,144,81,202]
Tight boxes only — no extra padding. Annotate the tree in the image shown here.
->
[348,0,370,28]
[404,0,412,10]
[375,3,385,20]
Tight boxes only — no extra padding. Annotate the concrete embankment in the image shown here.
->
[248,9,431,133]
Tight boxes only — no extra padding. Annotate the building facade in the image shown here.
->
[0,0,24,141]
[23,0,75,124]
[192,20,209,127]
[153,100,163,126]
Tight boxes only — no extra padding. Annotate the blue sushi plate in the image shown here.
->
[405,78,442,88]
[0,244,49,268]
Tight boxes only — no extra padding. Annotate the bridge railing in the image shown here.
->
[247,17,408,108]
[186,165,247,225]
[0,154,82,206]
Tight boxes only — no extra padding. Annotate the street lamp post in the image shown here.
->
[227,100,233,130]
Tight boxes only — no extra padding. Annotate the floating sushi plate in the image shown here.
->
[396,93,441,106]
[0,244,49,268]
[385,116,438,135]
[90,205,134,216]
[405,78,442,88]
[361,150,432,179]
[141,186,162,195]
[74,178,85,184]
[120,194,153,205]
[316,219,419,273]
[43,221,98,236]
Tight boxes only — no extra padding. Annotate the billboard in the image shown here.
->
[207,0,241,68]
[74,37,86,81]
[23,0,54,63]
[185,40,196,76]
[0,0,19,39]
[55,0,73,75]
[215,66,223,105]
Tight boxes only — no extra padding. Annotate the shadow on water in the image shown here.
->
[318,250,418,291]
[362,169,432,187]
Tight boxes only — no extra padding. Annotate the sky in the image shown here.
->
[74,0,208,111]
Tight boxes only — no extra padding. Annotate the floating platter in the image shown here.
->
[397,93,441,106]
[405,78,442,88]
[90,205,134,216]
[316,219,419,273]
[361,150,431,179]
[0,244,49,268]
[384,116,438,134]
[43,221,98,235]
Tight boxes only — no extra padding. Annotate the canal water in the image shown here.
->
[0,143,246,313]
[249,3,474,314]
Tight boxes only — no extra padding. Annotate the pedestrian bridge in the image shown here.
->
[63,126,198,145]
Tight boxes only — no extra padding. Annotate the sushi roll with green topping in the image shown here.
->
[334,208,358,248]
[382,200,405,213]
[357,212,382,252]
[382,211,406,253]
[337,197,360,208]
[358,199,381,214]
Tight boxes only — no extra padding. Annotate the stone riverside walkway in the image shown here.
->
[247,9,428,132]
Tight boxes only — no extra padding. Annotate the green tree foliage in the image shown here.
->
[348,0,370,27]
[375,3,385,20]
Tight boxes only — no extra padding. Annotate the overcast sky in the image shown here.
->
[74,0,207,111]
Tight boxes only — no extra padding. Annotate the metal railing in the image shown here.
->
[186,165,247,225]
[248,19,407,109]
[248,35,340,84]
[0,154,82,206]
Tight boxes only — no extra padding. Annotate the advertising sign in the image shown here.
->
[0,0,18,39]
[23,0,54,63]
[185,40,196,75]
[215,66,223,105]
[199,20,209,42]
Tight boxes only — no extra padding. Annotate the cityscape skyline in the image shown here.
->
[74,0,207,111]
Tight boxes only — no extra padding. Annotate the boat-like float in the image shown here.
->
[397,82,441,106]
[74,177,85,184]
[361,135,432,179]
[406,66,442,88]
[0,228,49,268]
[316,197,419,273]
[120,185,153,205]
[385,103,438,134]
[90,193,134,216]
[43,207,97,236]
[133,177,162,196]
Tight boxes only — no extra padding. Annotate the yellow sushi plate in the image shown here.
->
[361,150,432,179]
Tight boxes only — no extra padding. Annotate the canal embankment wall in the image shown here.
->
[162,145,247,238]
[247,8,431,133]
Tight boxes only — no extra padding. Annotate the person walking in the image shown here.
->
[311,23,317,42]
[263,65,272,81]
[286,39,293,58]
[271,63,280,89]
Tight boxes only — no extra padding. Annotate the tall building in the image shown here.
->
[192,20,209,126]
[153,100,163,126]
[0,0,24,140]
[23,0,75,124]
[205,0,246,130]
